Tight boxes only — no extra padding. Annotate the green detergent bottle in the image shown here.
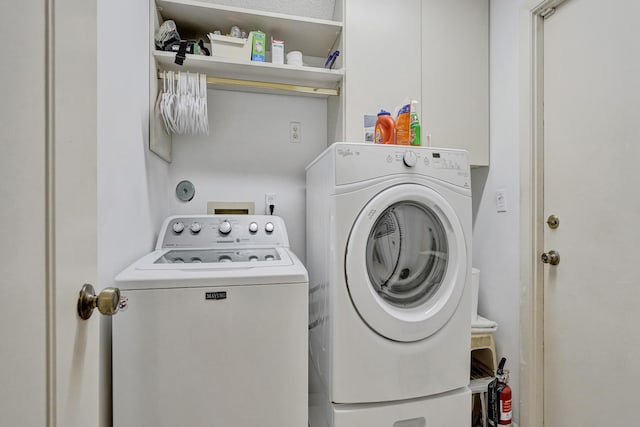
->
[410,100,421,146]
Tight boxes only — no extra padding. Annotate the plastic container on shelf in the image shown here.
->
[287,51,303,66]
[207,32,253,60]
[374,110,395,144]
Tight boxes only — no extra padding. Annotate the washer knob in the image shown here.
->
[249,222,259,233]
[218,220,232,235]
[265,222,274,233]
[403,151,417,167]
[172,222,185,234]
[190,222,202,233]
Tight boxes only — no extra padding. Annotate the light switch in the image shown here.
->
[496,189,507,213]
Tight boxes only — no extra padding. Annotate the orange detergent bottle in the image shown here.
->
[395,102,411,145]
[374,110,395,144]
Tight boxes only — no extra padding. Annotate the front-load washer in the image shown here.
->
[306,143,472,426]
[112,215,308,427]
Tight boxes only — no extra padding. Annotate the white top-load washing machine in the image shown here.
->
[112,215,308,427]
[306,143,472,427]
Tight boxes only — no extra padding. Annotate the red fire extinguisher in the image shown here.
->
[488,357,512,426]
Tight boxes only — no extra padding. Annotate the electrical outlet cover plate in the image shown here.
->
[265,193,276,214]
[290,122,301,143]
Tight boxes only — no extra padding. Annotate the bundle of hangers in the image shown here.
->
[158,71,209,135]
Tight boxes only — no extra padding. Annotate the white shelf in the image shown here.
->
[149,0,345,162]
[156,0,343,58]
[154,51,343,97]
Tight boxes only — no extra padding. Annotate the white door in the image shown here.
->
[543,0,640,424]
[0,0,101,426]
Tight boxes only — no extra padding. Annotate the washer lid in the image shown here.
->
[114,247,307,290]
[345,184,467,342]
[136,246,293,270]
[156,248,282,264]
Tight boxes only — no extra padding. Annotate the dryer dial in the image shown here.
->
[190,222,202,233]
[172,222,185,234]
[403,151,417,167]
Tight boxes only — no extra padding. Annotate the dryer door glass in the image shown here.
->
[366,202,448,308]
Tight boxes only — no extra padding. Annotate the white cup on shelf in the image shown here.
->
[286,51,303,66]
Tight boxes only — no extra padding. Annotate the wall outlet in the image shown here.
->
[265,193,276,214]
[290,121,301,143]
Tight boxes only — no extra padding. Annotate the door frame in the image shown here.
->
[518,0,568,426]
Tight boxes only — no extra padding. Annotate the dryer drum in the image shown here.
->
[365,202,449,308]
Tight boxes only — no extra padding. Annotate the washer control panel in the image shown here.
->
[158,215,289,249]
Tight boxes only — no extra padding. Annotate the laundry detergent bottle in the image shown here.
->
[395,103,411,145]
[374,110,395,144]
[410,100,421,146]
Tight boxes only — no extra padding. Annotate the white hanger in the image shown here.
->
[157,69,209,135]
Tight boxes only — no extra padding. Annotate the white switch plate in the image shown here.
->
[290,122,301,143]
[496,189,507,213]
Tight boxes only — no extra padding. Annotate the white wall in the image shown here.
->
[97,3,170,285]
[471,0,524,422]
[168,90,328,263]
[97,0,169,425]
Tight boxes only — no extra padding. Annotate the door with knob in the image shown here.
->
[542,0,640,424]
[0,0,100,425]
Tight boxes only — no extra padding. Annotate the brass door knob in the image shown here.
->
[541,250,560,266]
[77,284,121,320]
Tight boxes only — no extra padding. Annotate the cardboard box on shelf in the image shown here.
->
[271,38,284,65]
[251,31,266,62]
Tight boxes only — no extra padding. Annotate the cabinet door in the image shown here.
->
[344,0,422,143]
[422,0,489,166]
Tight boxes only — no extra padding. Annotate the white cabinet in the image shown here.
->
[422,0,489,166]
[333,0,488,166]
[341,0,422,143]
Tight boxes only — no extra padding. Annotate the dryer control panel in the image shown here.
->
[157,215,290,249]
[332,143,470,188]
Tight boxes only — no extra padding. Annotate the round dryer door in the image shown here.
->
[345,183,467,342]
